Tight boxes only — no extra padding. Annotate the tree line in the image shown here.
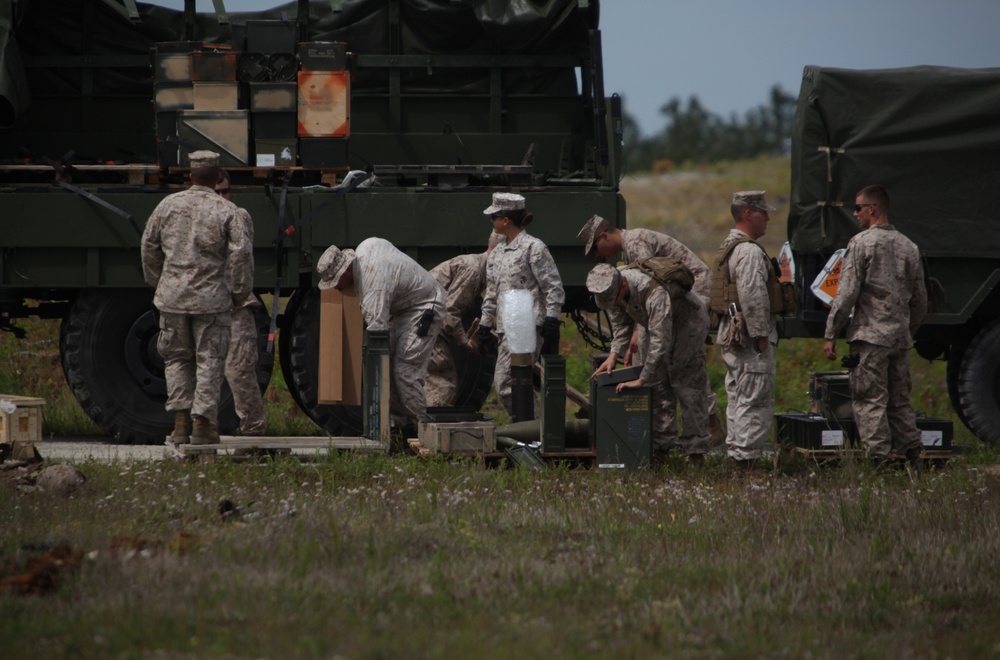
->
[620,84,796,172]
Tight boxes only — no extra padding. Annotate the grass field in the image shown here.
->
[2,158,997,657]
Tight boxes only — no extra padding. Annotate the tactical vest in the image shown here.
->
[708,235,795,326]
[620,256,694,301]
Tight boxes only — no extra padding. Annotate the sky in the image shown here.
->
[148,0,1000,136]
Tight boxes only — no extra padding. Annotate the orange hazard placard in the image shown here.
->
[297,71,350,137]
[810,249,845,305]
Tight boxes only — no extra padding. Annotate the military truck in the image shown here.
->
[786,65,1000,443]
[0,0,624,443]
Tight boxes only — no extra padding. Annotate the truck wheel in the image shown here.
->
[946,338,969,428]
[60,289,272,445]
[955,319,1000,444]
[279,288,495,436]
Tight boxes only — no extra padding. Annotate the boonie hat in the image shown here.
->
[483,192,525,215]
[577,214,613,256]
[317,245,357,290]
[732,190,777,212]
[586,263,621,310]
[188,150,220,169]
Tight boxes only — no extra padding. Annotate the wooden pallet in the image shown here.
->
[178,435,386,458]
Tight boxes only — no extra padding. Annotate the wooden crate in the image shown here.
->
[0,395,46,444]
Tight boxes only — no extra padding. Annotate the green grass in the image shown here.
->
[3,453,999,657]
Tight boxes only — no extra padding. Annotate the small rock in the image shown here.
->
[35,464,86,497]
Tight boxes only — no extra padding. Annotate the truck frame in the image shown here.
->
[0,0,625,443]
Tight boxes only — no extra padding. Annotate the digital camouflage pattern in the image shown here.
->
[141,186,252,314]
[717,228,776,461]
[480,231,564,416]
[354,238,446,426]
[824,224,927,456]
[605,269,711,455]
[425,252,489,407]
[221,204,266,434]
[620,228,711,304]
[142,185,253,423]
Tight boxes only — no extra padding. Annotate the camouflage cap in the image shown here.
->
[585,263,621,310]
[188,150,220,169]
[732,190,777,212]
[483,192,526,215]
[317,245,357,290]
[577,214,614,256]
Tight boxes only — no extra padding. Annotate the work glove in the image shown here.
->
[540,316,561,355]
[468,324,497,356]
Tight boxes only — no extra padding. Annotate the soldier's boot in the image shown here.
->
[190,415,220,445]
[905,447,923,479]
[169,410,192,444]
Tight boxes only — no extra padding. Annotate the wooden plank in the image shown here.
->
[177,435,385,454]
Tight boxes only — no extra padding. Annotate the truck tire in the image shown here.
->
[60,289,273,445]
[946,338,969,428]
[279,288,495,436]
[955,319,1000,444]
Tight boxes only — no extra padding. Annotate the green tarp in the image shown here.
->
[787,65,1000,257]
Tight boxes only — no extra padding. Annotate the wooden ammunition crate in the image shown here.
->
[0,395,45,444]
[418,422,496,453]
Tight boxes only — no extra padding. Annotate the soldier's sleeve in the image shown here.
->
[529,243,565,318]
[140,207,165,287]
[639,288,673,384]
[908,248,928,336]
[732,244,772,338]
[824,243,862,340]
[226,209,254,305]
[480,252,498,328]
[360,271,392,332]
[444,263,482,345]
[607,304,634,357]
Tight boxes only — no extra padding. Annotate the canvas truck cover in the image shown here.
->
[787,65,1000,257]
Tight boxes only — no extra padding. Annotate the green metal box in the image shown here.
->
[591,366,651,470]
[540,354,566,452]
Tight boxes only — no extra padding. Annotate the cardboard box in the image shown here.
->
[418,421,496,453]
[0,395,45,444]
[297,71,350,137]
[153,53,191,83]
[193,82,240,111]
[318,286,364,405]
[154,83,194,112]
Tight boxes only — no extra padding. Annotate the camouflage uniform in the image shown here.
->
[480,231,564,415]
[717,229,777,461]
[621,227,717,445]
[224,207,267,435]
[354,238,446,427]
[141,185,252,423]
[604,268,711,455]
[824,224,927,457]
[425,252,489,407]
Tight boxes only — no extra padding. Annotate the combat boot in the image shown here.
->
[190,415,220,445]
[170,410,191,444]
[905,447,923,479]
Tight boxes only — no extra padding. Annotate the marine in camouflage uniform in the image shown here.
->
[587,263,711,457]
[712,192,778,463]
[141,150,253,443]
[216,173,267,436]
[317,237,445,428]
[424,232,504,407]
[477,193,564,417]
[577,215,720,448]
[823,185,927,462]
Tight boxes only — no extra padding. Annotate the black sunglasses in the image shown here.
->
[855,203,876,212]
[490,212,506,220]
